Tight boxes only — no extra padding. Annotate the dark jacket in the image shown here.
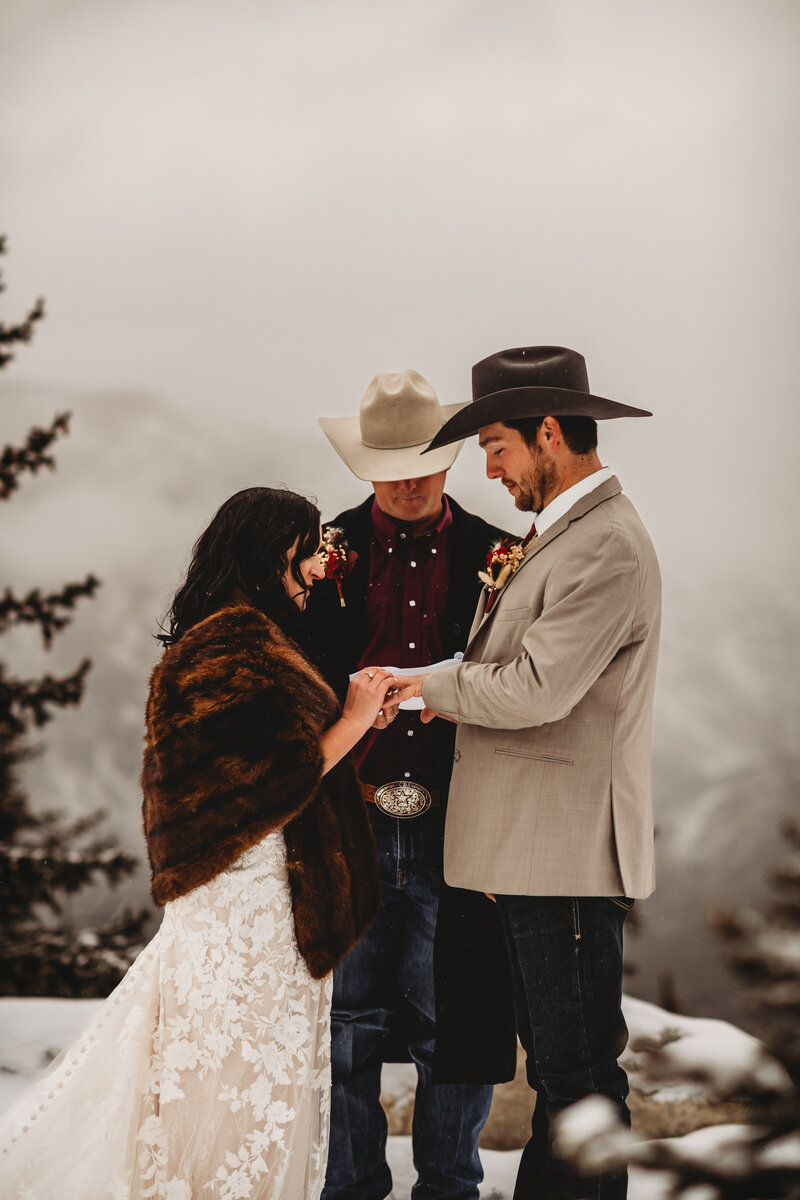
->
[303,495,517,1083]
[141,605,379,979]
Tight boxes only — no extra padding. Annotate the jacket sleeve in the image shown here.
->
[421,527,641,730]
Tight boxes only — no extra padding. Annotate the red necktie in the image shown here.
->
[522,521,538,548]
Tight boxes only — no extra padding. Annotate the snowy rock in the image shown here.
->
[622,995,790,1099]
[757,1130,800,1169]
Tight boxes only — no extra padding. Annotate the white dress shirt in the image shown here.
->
[533,466,614,536]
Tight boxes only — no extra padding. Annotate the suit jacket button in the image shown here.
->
[453,749,461,762]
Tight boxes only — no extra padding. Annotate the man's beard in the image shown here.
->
[513,482,535,512]
[514,455,558,512]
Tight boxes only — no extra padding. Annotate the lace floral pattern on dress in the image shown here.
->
[0,832,332,1200]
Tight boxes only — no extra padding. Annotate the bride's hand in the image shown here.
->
[343,668,397,732]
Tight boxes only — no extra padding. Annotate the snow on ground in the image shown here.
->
[0,994,784,1198]
[386,1136,521,1199]
[0,997,102,1113]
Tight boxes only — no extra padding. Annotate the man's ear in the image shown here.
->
[540,415,561,453]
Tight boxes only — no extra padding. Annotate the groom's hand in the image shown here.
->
[420,706,454,724]
[392,675,456,725]
[391,673,429,702]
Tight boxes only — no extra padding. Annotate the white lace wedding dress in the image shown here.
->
[0,830,332,1199]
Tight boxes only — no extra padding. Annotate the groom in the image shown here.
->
[395,346,661,1200]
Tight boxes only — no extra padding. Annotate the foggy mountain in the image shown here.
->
[2,382,798,1030]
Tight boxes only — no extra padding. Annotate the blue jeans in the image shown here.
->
[495,895,633,1200]
[322,805,493,1200]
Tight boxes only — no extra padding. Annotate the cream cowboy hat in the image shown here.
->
[318,369,465,483]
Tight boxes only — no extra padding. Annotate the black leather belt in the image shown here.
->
[362,781,440,819]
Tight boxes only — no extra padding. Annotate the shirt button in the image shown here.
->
[407,730,414,737]
[400,532,407,539]
[453,749,461,762]
[404,771,411,778]
[408,642,415,649]
[388,547,393,554]
[410,560,417,567]
[431,548,437,555]
[409,600,416,607]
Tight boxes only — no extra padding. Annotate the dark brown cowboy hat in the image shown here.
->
[423,346,651,453]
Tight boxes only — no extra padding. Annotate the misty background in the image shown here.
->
[1,0,799,1030]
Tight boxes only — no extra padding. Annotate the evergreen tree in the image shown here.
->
[0,237,147,997]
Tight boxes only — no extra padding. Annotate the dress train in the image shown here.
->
[0,831,332,1199]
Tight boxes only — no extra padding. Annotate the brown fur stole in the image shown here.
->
[141,604,379,978]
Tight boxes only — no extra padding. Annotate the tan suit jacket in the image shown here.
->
[422,476,661,899]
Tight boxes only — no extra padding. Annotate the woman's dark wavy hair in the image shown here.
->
[158,487,321,647]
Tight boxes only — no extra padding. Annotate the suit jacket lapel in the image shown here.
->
[466,476,623,649]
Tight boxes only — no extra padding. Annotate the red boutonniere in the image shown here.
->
[479,540,524,614]
[319,527,351,607]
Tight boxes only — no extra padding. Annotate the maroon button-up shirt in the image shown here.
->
[353,497,453,791]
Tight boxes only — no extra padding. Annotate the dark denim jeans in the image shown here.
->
[322,805,493,1200]
[495,895,633,1200]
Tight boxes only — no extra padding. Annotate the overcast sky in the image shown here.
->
[2,0,799,589]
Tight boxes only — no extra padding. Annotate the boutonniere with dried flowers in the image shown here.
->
[318,526,351,607]
[479,540,524,614]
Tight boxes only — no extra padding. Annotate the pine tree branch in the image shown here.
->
[1,840,139,917]
[0,298,45,369]
[0,576,101,646]
[0,411,71,499]
[0,657,92,733]
[0,236,45,369]
[0,908,150,998]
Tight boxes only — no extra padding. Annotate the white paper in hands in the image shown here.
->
[350,653,463,710]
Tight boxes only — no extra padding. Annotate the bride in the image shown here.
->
[0,486,397,1199]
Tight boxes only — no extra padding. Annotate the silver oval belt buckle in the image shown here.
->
[373,780,432,819]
